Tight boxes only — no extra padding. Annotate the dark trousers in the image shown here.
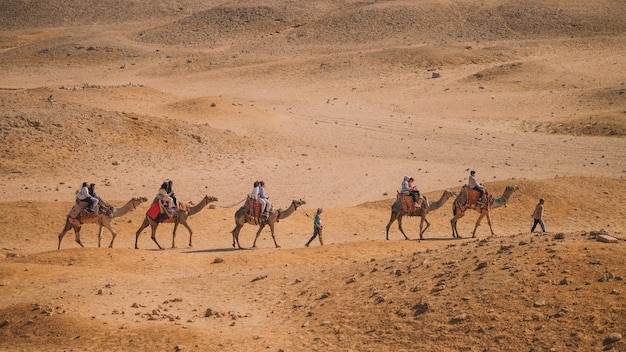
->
[531,219,545,232]
[306,228,323,246]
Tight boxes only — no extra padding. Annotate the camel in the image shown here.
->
[58,197,148,250]
[231,199,306,249]
[385,189,457,240]
[134,195,218,249]
[450,185,518,238]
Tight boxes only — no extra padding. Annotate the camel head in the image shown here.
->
[133,197,148,207]
[445,190,457,198]
[293,199,306,209]
[204,195,219,202]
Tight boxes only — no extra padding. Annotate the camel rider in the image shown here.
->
[250,181,260,200]
[468,170,485,204]
[258,181,271,217]
[157,182,175,216]
[78,182,98,212]
[401,176,419,207]
[166,180,177,209]
[88,183,110,214]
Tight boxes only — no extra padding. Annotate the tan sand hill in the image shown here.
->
[1,0,625,351]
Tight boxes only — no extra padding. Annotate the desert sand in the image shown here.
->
[1,0,625,351]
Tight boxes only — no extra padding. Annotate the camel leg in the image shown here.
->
[171,222,179,248]
[252,223,267,248]
[419,216,430,240]
[472,211,496,238]
[180,221,194,248]
[74,226,84,248]
[471,211,487,238]
[385,211,403,240]
[58,219,73,250]
[231,226,242,249]
[396,215,409,240]
[268,224,281,248]
[483,211,495,237]
[451,212,465,238]
[104,222,117,248]
[134,217,150,249]
[97,224,104,248]
[150,223,164,250]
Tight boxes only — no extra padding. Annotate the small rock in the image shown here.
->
[476,262,488,270]
[175,345,185,351]
[534,300,546,307]
[302,321,309,327]
[213,257,224,264]
[319,291,331,300]
[554,233,565,240]
[451,313,468,323]
[607,333,622,342]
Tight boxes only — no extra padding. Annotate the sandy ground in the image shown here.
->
[1,0,625,351]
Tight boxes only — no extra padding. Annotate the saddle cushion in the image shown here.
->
[146,200,161,220]
[247,199,264,218]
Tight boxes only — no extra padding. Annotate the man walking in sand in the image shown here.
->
[531,198,546,233]
[305,208,324,247]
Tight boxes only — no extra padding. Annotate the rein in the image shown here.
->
[220,197,246,208]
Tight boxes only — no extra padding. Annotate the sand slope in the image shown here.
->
[1,0,625,351]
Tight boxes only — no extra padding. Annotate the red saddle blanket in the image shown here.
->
[146,200,161,220]
[466,187,491,205]
[248,198,271,218]
[397,193,425,213]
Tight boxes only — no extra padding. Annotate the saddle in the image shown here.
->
[146,199,179,223]
[247,198,267,218]
[465,187,491,207]
[68,199,108,220]
[397,193,425,214]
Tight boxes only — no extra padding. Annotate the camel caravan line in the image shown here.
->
[58,182,517,250]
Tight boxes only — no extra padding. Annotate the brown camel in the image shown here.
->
[134,195,218,249]
[385,189,457,240]
[231,199,306,249]
[450,185,518,238]
[58,197,148,250]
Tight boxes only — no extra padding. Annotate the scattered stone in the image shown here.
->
[554,233,565,240]
[476,261,488,270]
[450,313,468,323]
[174,344,185,351]
[534,300,546,307]
[302,321,309,327]
[0,320,9,328]
[375,296,385,304]
[599,272,615,282]
[213,257,224,264]
[597,234,618,243]
[251,275,267,283]
[609,289,621,295]
[346,276,356,284]
[607,333,622,342]
[319,291,331,300]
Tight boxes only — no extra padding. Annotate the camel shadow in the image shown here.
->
[417,237,466,241]
[183,247,247,254]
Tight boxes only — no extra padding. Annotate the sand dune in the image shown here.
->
[1,0,625,351]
